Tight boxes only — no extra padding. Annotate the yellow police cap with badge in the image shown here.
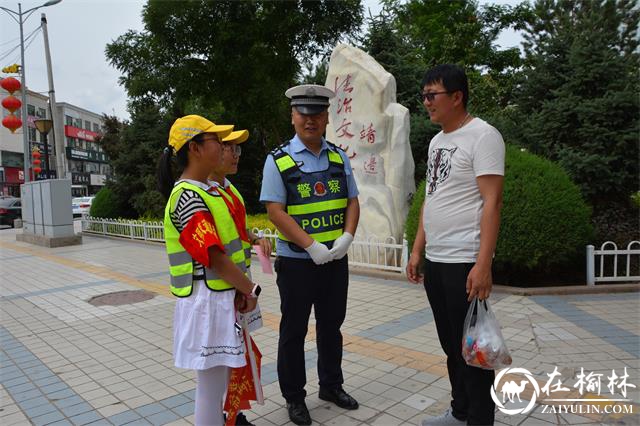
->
[222,129,249,144]
[168,115,234,154]
[285,84,335,115]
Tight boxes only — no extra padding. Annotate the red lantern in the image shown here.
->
[33,166,42,174]
[0,77,21,94]
[2,114,22,133]
[32,150,41,159]
[32,159,41,166]
[1,95,21,113]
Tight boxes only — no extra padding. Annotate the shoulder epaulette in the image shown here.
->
[269,140,291,157]
[326,140,344,153]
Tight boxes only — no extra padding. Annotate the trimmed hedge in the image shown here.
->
[247,213,275,231]
[90,187,123,219]
[405,145,593,284]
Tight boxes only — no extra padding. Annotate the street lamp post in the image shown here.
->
[0,0,62,183]
[34,118,52,179]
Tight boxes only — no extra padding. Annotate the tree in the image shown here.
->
[361,0,529,180]
[106,0,363,212]
[100,103,171,219]
[96,114,125,165]
[515,0,639,208]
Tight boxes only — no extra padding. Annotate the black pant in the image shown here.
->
[275,255,349,403]
[424,259,495,425]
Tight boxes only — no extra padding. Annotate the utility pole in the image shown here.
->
[18,3,29,182]
[0,0,63,183]
[41,13,64,179]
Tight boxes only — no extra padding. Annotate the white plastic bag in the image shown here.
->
[461,297,512,370]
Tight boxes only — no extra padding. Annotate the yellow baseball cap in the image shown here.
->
[168,115,234,153]
[222,129,249,144]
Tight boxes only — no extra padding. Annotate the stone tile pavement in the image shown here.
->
[0,227,639,425]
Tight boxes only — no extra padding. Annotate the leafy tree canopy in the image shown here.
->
[515,0,639,206]
[106,0,363,211]
[362,0,529,181]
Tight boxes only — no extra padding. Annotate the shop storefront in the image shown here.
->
[71,171,90,196]
[0,166,23,197]
[0,151,24,197]
[64,125,108,196]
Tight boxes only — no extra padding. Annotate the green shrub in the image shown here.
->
[405,179,426,253]
[90,187,123,219]
[405,145,593,284]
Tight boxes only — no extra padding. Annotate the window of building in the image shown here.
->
[28,127,37,143]
[101,164,111,175]
[85,162,98,173]
[84,120,91,130]
[68,160,83,172]
[66,137,73,148]
[65,115,73,126]
[73,118,82,128]
[27,104,35,116]
[37,107,46,118]
[93,123,100,133]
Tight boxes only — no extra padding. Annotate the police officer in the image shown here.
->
[260,85,360,425]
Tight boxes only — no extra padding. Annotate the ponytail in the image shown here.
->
[157,147,175,200]
[156,134,206,200]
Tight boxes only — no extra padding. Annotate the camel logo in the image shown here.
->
[491,368,541,415]
[501,380,527,403]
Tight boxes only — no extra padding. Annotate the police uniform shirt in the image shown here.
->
[260,134,359,259]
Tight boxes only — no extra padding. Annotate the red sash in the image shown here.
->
[212,185,249,243]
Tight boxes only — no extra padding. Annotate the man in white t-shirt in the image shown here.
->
[407,64,505,425]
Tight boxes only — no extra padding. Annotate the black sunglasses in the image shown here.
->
[418,91,452,102]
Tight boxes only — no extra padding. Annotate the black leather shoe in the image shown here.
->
[235,412,255,426]
[318,387,359,410]
[287,401,312,425]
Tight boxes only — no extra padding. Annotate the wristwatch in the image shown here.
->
[249,283,262,299]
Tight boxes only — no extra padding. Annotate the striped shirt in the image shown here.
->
[171,181,211,280]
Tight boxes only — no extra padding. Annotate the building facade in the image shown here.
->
[55,102,110,196]
[0,88,109,197]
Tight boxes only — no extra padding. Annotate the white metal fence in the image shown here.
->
[586,241,640,285]
[81,216,407,273]
[81,217,164,242]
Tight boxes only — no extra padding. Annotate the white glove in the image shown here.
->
[329,232,353,260]
[305,240,333,265]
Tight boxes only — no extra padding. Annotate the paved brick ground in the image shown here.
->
[1,227,638,425]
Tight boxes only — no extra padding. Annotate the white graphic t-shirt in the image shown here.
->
[422,118,505,263]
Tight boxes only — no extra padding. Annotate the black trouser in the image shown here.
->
[424,259,495,425]
[275,255,349,403]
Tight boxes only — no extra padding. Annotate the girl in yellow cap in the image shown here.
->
[157,115,262,425]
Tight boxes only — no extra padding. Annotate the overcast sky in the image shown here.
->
[0,0,523,122]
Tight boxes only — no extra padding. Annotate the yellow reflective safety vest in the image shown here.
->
[271,141,348,251]
[163,181,252,297]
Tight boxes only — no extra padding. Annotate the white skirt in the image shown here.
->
[173,281,263,370]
